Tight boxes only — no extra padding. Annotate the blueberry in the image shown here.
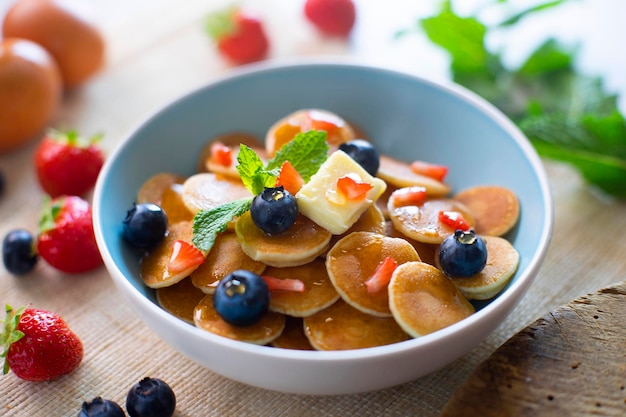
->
[438,230,488,277]
[78,397,125,417]
[250,186,298,235]
[126,377,176,417]
[339,139,380,176]
[123,203,168,249]
[214,270,270,326]
[2,229,38,275]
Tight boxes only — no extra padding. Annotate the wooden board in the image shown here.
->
[441,281,626,417]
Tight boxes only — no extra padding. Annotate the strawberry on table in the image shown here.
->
[206,6,269,65]
[34,129,105,198]
[37,196,103,274]
[304,0,356,37]
[1,305,83,382]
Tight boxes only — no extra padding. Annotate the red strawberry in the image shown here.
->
[410,160,448,182]
[275,161,304,195]
[37,196,103,274]
[167,240,205,275]
[304,0,356,37]
[1,305,83,382]
[336,175,373,201]
[34,130,105,198]
[262,275,305,292]
[206,7,269,65]
[365,256,397,294]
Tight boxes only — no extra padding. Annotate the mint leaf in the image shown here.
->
[236,145,275,195]
[267,130,329,182]
[192,198,252,252]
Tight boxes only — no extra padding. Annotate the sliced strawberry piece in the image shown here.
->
[167,240,204,275]
[336,175,373,201]
[275,160,304,195]
[303,109,343,134]
[262,275,305,292]
[391,186,427,207]
[410,160,448,182]
[439,211,471,231]
[365,256,397,294]
[210,142,232,166]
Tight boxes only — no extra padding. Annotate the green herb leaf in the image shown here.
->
[236,145,276,195]
[192,198,252,252]
[267,130,329,182]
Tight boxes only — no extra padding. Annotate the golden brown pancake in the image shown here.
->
[303,299,409,350]
[194,294,285,345]
[324,203,386,258]
[136,172,185,205]
[236,212,331,267]
[190,232,266,294]
[265,258,340,317]
[270,316,314,350]
[384,220,438,266]
[326,231,421,317]
[182,173,251,215]
[446,236,520,300]
[156,277,205,324]
[388,262,475,338]
[377,155,450,196]
[141,221,200,289]
[389,197,475,244]
[453,185,520,236]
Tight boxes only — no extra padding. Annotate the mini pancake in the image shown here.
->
[156,277,205,324]
[265,258,340,317]
[204,140,267,181]
[375,184,397,220]
[384,220,438,266]
[236,212,331,268]
[377,155,450,197]
[182,172,251,215]
[303,299,409,350]
[265,109,356,156]
[445,236,520,300]
[197,131,264,173]
[270,316,314,350]
[326,231,421,317]
[324,203,386,258]
[194,294,285,345]
[141,221,201,289]
[388,261,475,338]
[190,232,266,294]
[453,185,520,236]
[388,196,475,244]
[136,172,185,205]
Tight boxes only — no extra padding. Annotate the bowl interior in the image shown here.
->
[95,62,551,329]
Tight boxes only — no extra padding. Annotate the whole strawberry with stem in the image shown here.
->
[206,6,269,65]
[35,129,105,198]
[37,196,103,274]
[304,0,356,37]
[1,305,83,382]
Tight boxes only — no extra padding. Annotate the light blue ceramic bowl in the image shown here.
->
[93,61,553,395]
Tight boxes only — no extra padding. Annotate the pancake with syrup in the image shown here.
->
[156,277,205,324]
[236,212,331,268]
[137,172,194,223]
[326,231,421,317]
[322,203,386,258]
[270,316,314,350]
[377,155,450,197]
[388,261,475,338]
[194,294,285,345]
[388,195,475,244]
[453,185,520,237]
[181,172,251,215]
[190,232,266,294]
[303,299,409,350]
[198,131,265,175]
[265,258,340,317]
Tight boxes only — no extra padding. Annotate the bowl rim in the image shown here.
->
[93,59,554,362]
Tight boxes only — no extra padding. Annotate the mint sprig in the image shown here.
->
[192,130,329,252]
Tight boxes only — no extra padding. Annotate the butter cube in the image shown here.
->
[296,150,386,234]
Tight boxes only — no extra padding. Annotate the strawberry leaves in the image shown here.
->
[1,305,25,375]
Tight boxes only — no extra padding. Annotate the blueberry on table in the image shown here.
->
[339,139,380,176]
[126,377,176,417]
[438,230,488,277]
[78,397,125,417]
[250,186,298,235]
[122,203,168,249]
[214,270,270,326]
[2,229,38,275]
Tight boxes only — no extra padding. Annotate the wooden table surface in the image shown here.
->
[1,1,625,416]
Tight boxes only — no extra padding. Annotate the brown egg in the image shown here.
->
[2,0,106,87]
